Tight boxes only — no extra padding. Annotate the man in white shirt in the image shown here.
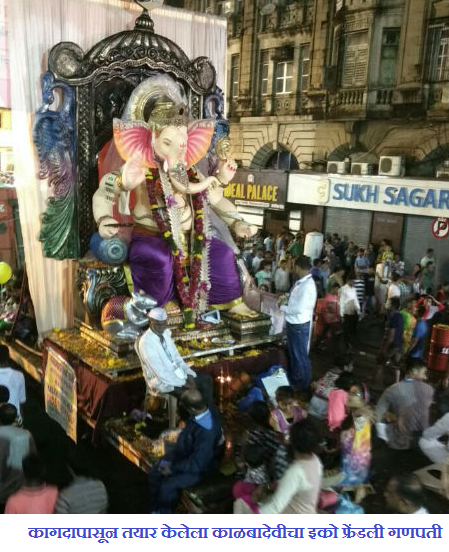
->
[251,248,264,275]
[280,256,317,390]
[419,393,449,463]
[136,308,212,404]
[0,345,26,420]
[385,272,401,312]
[339,276,360,348]
[384,473,429,514]
[420,248,434,269]
[274,259,290,293]
[263,233,274,253]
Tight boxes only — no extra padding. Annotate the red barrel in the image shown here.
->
[428,324,449,371]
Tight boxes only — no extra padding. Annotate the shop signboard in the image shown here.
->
[288,173,449,218]
[223,169,287,210]
[44,346,77,442]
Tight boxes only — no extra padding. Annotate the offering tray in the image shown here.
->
[46,330,142,379]
[221,311,271,339]
[78,322,135,357]
[182,334,282,360]
[171,322,230,343]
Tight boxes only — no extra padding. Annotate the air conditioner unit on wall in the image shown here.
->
[436,159,449,179]
[327,161,347,174]
[378,156,405,177]
[350,162,376,176]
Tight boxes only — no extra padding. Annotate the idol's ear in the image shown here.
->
[185,119,215,169]
[113,118,156,168]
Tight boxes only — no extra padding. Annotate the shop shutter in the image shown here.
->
[324,207,372,246]
[402,215,449,287]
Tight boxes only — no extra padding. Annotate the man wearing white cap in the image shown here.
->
[136,307,198,395]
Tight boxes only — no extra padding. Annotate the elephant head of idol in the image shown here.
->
[113,75,215,195]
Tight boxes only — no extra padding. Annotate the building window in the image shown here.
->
[275,61,293,94]
[217,0,232,15]
[230,54,240,99]
[265,149,299,170]
[426,22,449,82]
[341,31,368,88]
[299,44,310,92]
[379,28,400,86]
[259,50,269,95]
[289,210,302,233]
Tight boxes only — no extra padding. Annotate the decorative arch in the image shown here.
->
[250,143,299,170]
[328,142,368,161]
[408,144,449,177]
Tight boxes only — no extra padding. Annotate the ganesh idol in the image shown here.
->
[92,75,257,323]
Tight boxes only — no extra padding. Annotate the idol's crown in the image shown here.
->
[148,96,189,128]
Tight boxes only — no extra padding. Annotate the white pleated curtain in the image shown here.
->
[5,0,226,336]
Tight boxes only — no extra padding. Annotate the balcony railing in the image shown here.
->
[336,88,366,106]
[376,88,394,105]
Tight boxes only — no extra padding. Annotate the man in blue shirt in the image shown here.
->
[147,389,224,513]
[406,305,428,363]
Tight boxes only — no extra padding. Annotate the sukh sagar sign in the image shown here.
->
[287,173,449,217]
[223,170,287,210]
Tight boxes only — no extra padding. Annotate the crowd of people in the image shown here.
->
[1,230,448,515]
[233,230,449,514]
[0,345,107,514]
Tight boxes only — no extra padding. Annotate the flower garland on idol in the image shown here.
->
[146,165,211,329]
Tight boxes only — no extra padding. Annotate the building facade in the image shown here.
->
[185,0,449,260]
[185,0,449,171]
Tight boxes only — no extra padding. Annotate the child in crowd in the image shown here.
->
[255,261,272,289]
[309,354,353,420]
[338,393,374,501]
[240,443,269,486]
[274,259,290,293]
[327,371,357,431]
[270,386,307,439]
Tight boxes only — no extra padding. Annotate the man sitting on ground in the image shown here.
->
[384,473,428,514]
[148,388,224,513]
[376,362,434,450]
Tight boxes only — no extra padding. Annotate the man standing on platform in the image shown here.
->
[280,256,317,390]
